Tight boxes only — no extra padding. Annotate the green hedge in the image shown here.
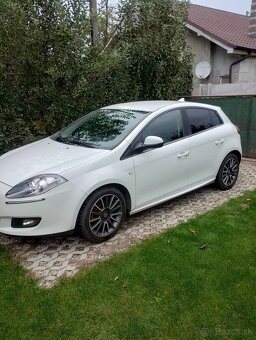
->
[0,0,192,155]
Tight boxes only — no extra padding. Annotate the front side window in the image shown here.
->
[52,109,150,150]
[141,109,184,144]
[185,108,222,134]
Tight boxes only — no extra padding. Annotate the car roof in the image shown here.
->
[102,100,222,113]
[102,101,179,112]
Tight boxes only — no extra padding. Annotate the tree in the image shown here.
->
[90,0,98,45]
[0,0,91,153]
[117,0,193,100]
[0,0,193,155]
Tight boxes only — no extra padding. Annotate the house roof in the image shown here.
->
[187,4,256,51]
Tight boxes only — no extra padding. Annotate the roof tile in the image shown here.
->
[187,4,256,51]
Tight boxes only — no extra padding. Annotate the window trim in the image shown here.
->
[121,108,187,160]
[120,106,224,161]
[182,107,224,137]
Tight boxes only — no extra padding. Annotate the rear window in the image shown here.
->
[185,108,222,134]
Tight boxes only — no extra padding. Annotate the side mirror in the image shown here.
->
[133,136,164,153]
[143,136,164,148]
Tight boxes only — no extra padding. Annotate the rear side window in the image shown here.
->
[185,108,222,135]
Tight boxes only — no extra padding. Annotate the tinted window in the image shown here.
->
[142,110,184,144]
[210,110,223,126]
[185,108,222,134]
[53,109,150,150]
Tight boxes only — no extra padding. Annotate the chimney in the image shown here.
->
[248,0,256,38]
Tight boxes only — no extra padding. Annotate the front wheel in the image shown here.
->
[77,187,126,242]
[215,153,240,190]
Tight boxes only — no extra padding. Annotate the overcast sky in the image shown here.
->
[108,0,252,16]
[190,0,251,15]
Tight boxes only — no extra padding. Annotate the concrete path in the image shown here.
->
[0,160,255,288]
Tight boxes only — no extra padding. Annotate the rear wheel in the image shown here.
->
[77,187,126,242]
[215,153,239,190]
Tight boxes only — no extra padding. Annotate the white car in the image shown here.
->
[0,101,242,242]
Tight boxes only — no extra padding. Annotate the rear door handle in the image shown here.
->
[177,151,190,159]
[215,139,224,145]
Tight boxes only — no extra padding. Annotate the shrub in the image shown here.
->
[0,0,192,155]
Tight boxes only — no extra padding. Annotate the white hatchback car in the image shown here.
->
[0,101,241,242]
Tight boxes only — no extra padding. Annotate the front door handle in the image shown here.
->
[177,151,190,159]
[215,139,224,145]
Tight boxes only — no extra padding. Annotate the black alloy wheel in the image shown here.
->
[215,153,240,190]
[77,187,126,242]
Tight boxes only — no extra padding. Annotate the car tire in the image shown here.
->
[215,153,240,191]
[77,187,126,242]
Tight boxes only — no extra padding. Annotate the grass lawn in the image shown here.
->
[0,191,255,339]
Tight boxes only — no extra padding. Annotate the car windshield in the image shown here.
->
[52,109,150,150]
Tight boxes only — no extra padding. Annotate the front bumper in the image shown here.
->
[0,181,85,236]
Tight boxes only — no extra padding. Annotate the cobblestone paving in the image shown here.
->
[0,160,255,288]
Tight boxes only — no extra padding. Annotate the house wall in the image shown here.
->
[187,30,211,95]
[209,44,240,84]
[187,30,256,96]
[199,58,256,96]
[199,82,256,96]
[233,57,256,83]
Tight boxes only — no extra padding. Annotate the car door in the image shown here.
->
[130,109,192,210]
[183,107,225,186]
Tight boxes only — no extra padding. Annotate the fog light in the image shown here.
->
[11,218,41,228]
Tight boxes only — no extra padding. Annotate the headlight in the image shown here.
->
[6,174,67,199]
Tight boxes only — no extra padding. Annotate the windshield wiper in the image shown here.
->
[68,140,97,148]
[56,135,97,148]
[55,135,68,143]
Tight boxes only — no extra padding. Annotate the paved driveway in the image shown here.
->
[0,160,255,288]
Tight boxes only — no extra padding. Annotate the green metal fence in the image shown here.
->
[186,96,256,158]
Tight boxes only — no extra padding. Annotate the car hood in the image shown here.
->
[0,138,109,186]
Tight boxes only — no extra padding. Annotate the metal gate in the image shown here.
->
[186,96,256,158]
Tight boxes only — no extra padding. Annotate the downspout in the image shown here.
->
[229,54,250,83]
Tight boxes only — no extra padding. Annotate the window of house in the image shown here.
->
[220,75,230,84]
